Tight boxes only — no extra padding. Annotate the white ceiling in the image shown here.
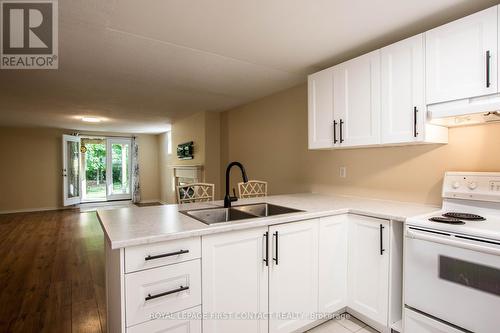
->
[0,0,497,133]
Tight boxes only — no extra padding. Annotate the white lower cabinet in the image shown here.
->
[111,215,398,333]
[125,259,201,327]
[127,306,202,333]
[202,227,269,333]
[318,215,348,313]
[199,215,396,333]
[348,215,390,327]
[269,219,319,333]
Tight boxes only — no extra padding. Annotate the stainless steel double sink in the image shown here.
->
[180,203,303,225]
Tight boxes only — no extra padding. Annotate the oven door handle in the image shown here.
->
[407,230,500,256]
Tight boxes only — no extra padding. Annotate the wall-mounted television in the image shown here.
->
[177,141,194,160]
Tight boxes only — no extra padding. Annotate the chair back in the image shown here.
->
[238,180,268,198]
[177,183,215,204]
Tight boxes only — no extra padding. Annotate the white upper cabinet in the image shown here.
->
[308,5,500,148]
[381,35,425,143]
[308,68,334,149]
[333,50,381,147]
[426,6,498,104]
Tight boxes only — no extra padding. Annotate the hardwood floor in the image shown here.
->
[0,210,106,333]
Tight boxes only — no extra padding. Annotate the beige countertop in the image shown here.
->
[97,193,441,249]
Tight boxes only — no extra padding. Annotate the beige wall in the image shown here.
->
[136,134,160,202]
[0,127,66,212]
[158,111,222,204]
[0,127,160,213]
[172,111,206,166]
[205,112,222,199]
[158,132,173,204]
[222,84,500,205]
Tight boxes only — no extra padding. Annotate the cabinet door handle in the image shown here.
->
[339,119,344,143]
[145,249,189,261]
[380,224,385,255]
[145,285,189,301]
[486,50,491,88]
[263,231,269,266]
[333,120,338,144]
[413,107,418,138]
[273,231,279,265]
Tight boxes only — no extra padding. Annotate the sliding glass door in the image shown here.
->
[64,135,132,205]
[106,138,132,201]
[82,138,107,201]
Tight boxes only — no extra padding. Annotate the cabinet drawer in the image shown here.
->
[125,259,201,327]
[125,237,201,273]
[127,306,201,333]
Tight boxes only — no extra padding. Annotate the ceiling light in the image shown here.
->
[81,117,102,123]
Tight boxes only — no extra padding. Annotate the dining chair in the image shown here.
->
[238,180,268,198]
[177,183,215,204]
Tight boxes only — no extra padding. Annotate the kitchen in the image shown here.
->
[98,3,500,332]
[1,1,500,333]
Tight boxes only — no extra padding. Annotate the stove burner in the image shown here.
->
[429,217,466,225]
[443,212,486,221]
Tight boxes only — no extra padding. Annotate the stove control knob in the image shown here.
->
[452,181,461,189]
[468,181,478,190]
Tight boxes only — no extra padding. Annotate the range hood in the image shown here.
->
[428,93,500,127]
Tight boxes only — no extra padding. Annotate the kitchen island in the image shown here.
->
[98,193,439,333]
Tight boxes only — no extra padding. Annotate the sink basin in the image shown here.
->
[181,203,303,225]
[181,207,256,224]
[232,203,303,217]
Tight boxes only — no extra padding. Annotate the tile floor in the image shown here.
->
[308,314,378,333]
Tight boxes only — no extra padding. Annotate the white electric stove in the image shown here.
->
[407,171,500,241]
[404,172,500,333]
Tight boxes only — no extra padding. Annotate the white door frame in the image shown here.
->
[106,137,133,201]
[62,134,81,206]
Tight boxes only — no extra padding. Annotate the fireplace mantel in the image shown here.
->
[170,165,204,187]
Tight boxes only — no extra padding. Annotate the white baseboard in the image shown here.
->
[0,206,72,215]
[139,199,161,204]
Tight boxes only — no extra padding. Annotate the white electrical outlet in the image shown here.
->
[339,167,347,178]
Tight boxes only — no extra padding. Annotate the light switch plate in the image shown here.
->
[339,167,347,178]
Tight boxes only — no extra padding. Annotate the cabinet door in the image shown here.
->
[381,34,425,143]
[347,215,390,327]
[318,215,348,313]
[426,6,497,104]
[333,50,381,146]
[269,219,319,333]
[202,227,268,333]
[308,69,335,149]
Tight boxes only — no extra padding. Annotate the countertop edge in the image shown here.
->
[105,206,423,250]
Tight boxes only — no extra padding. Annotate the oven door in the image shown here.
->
[405,226,500,333]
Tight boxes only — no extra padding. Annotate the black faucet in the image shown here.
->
[224,161,248,208]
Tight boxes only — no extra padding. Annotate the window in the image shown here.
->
[167,131,172,155]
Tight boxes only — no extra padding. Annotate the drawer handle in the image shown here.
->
[145,285,189,301]
[145,249,189,261]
